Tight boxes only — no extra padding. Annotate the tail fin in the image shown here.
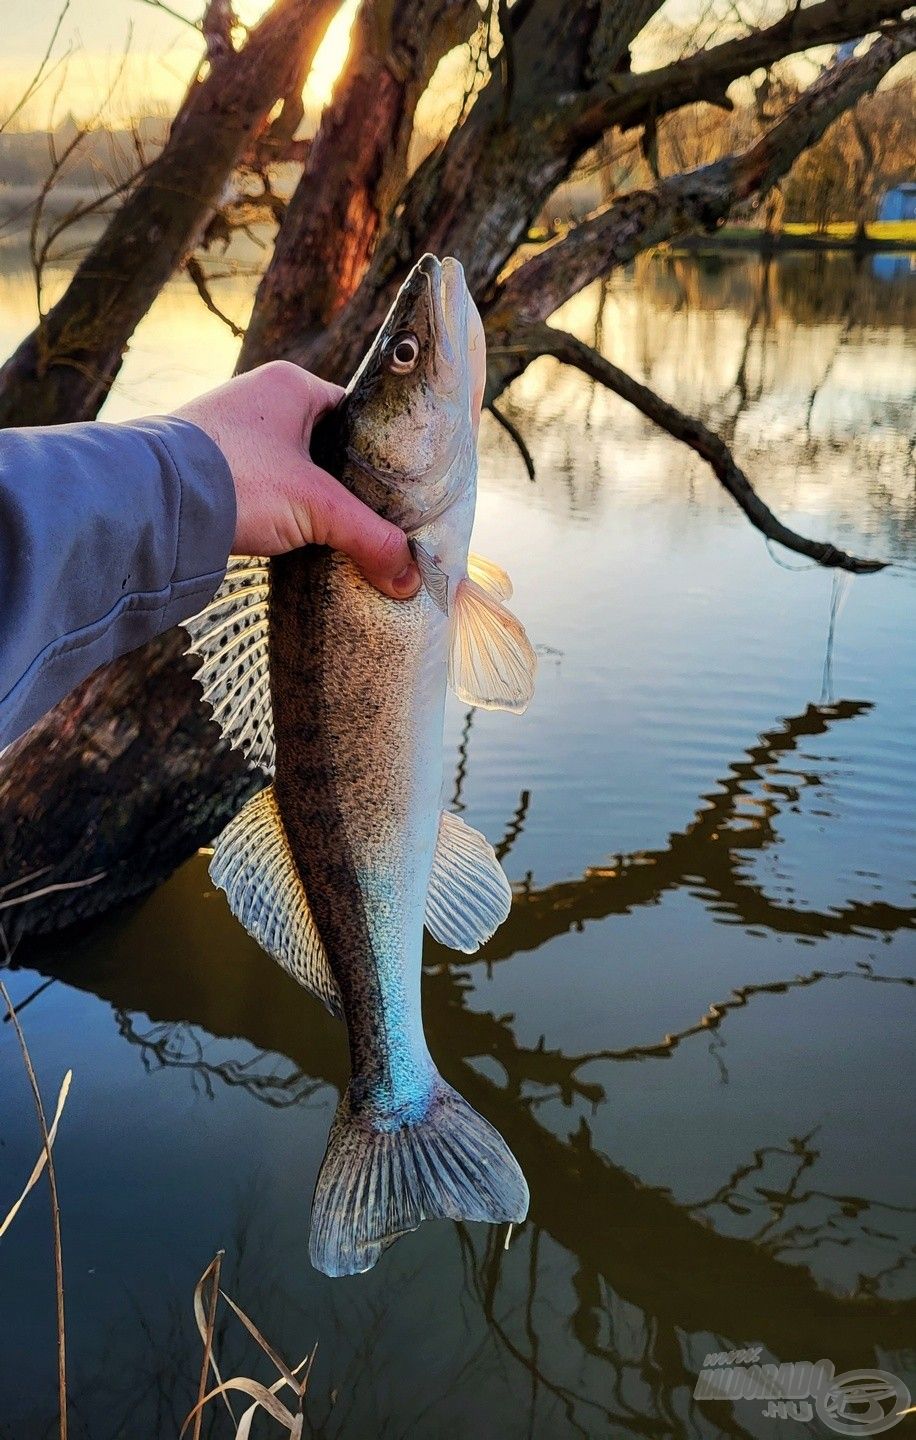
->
[309,1081,529,1277]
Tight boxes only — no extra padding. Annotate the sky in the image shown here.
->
[1,0,892,133]
[1,0,361,127]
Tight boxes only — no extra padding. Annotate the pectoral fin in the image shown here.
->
[449,577,536,714]
[210,786,342,1018]
[425,810,512,952]
[409,540,449,616]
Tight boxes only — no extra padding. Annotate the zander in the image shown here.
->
[186,254,536,1277]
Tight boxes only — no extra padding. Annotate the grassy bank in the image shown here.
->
[671,219,916,255]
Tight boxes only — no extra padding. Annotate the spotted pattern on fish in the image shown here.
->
[271,542,445,1122]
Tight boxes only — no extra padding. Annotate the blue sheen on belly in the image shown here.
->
[355,866,436,1125]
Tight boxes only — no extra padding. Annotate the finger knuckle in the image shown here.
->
[261,359,307,397]
[375,525,407,572]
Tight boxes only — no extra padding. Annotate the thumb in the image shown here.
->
[311,470,421,600]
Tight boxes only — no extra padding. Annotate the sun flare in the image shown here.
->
[236,0,357,109]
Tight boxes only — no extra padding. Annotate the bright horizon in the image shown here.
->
[0,0,786,133]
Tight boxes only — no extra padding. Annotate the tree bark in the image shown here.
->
[485,24,916,348]
[0,631,259,943]
[286,0,910,382]
[239,0,480,371]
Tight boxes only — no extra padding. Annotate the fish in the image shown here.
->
[185,253,537,1277]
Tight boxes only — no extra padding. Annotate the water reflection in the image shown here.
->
[478,699,914,961]
[1,252,914,1437]
[12,693,912,1437]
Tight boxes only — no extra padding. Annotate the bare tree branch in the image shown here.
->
[136,0,204,34]
[487,402,536,479]
[578,0,912,137]
[296,0,912,381]
[498,321,887,575]
[0,1,71,136]
[184,256,246,337]
[488,23,916,336]
[202,0,236,61]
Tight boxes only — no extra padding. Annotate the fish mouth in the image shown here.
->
[417,252,467,391]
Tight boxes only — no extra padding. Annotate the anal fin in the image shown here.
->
[210,786,342,1018]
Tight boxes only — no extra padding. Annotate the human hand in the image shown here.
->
[174,361,421,600]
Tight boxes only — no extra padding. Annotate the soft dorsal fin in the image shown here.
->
[467,553,512,601]
[424,809,512,952]
[210,786,342,1018]
[184,556,275,774]
[448,577,536,714]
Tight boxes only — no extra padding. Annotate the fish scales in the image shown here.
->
[271,543,446,1118]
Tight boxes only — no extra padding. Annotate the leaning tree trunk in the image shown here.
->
[0,0,339,429]
[1,2,912,939]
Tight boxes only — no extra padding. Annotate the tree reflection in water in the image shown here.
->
[16,693,912,1438]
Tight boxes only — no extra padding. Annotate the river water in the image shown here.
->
[0,250,914,1438]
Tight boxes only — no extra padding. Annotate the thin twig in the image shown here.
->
[0,1,71,135]
[487,402,536,479]
[0,872,104,913]
[28,28,135,322]
[185,257,246,338]
[0,979,68,1440]
[134,0,203,34]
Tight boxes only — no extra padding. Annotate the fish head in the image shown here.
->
[337,253,484,531]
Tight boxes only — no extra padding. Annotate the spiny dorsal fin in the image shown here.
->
[424,809,512,952]
[210,786,342,1018]
[448,577,536,714]
[184,556,275,774]
[467,553,513,601]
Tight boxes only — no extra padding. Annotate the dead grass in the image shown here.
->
[0,976,70,1440]
[183,1252,318,1439]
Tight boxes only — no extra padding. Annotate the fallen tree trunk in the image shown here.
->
[0,633,258,942]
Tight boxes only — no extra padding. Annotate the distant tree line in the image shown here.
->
[2,75,912,238]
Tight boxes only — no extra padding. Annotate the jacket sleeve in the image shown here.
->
[0,416,236,748]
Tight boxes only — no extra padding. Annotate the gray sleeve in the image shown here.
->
[0,416,236,748]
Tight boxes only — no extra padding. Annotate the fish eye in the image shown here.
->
[387,332,420,374]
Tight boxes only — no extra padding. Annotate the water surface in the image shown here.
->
[0,251,914,1438]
